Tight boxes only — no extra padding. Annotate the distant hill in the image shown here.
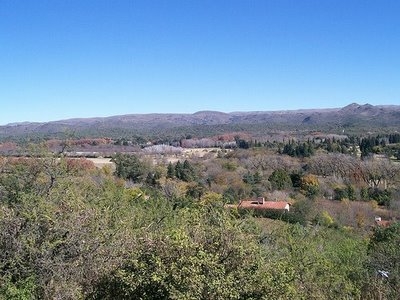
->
[1,103,399,141]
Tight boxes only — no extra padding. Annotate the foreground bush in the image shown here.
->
[0,156,390,299]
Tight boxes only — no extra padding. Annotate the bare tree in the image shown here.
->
[358,158,398,188]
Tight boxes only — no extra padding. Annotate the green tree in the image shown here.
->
[145,171,161,187]
[367,188,391,206]
[111,153,146,182]
[300,174,320,199]
[167,162,175,179]
[186,182,206,200]
[173,160,196,182]
[346,184,357,201]
[91,203,270,299]
[0,159,135,298]
[268,169,292,190]
[174,161,183,180]
[364,223,400,299]
[181,160,195,182]
[264,224,368,299]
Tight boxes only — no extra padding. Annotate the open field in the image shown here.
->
[86,157,114,168]
[80,148,225,167]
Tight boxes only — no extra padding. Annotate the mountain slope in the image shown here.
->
[1,103,399,141]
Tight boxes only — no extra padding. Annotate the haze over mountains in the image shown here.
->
[1,103,399,141]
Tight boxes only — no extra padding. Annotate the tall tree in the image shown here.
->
[111,153,146,182]
[167,162,175,179]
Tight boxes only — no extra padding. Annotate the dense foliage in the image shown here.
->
[1,136,400,299]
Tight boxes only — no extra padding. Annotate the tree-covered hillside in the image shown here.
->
[1,138,400,299]
[1,104,400,143]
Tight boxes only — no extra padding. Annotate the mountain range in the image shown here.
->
[1,103,399,141]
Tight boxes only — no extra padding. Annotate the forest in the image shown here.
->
[1,132,400,299]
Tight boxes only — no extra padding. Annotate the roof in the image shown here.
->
[238,199,290,210]
[375,220,394,227]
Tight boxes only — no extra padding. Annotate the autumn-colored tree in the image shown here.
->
[300,174,320,199]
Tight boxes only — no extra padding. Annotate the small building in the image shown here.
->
[374,217,394,227]
[236,197,290,212]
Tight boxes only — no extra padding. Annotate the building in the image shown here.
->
[235,197,290,212]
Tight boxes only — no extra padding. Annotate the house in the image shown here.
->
[236,197,290,212]
[374,216,394,227]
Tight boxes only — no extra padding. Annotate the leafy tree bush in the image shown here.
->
[289,197,316,225]
[268,169,292,190]
[300,174,320,199]
[0,149,394,299]
[186,182,206,200]
[368,188,391,206]
[264,224,368,299]
[172,160,196,182]
[166,162,175,179]
[364,223,400,299]
[314,211,336,227]
[111,153,146,182]
[334,186,348,200]
[91,203,270,299]
[347,184,357,201]
[222,187,238,204]
[290,172,302,188]
[243,171,261,185]
[333,184,356,201]
[282,141,315,157]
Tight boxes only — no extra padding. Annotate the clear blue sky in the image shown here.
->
[1,0,399,124]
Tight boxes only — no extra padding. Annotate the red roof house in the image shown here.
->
[374,216,395,227]
[236,197,290,212]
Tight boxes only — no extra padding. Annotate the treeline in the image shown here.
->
[3,126,400,164]
[271,133,400,159]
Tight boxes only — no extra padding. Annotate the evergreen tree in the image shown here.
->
[269,169,292,190]
[111,153,146,182]
[175,161,183,179]
[167,162,175,179]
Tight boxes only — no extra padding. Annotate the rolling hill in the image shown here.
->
[1,103,399,141]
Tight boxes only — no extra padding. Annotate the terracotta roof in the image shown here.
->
[238,199,289,210]
[375,220,394,227]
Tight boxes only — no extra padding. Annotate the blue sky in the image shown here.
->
[1,0,399,124]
